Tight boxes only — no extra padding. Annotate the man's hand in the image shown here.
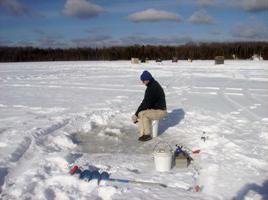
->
[131,114,138,124]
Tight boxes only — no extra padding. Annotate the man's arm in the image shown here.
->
[135,89,154,116]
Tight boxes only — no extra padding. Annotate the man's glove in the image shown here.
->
[131,114,138,124]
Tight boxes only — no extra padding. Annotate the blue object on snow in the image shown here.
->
[175,146,183,155]
[91,170,101,180]
[100,172,110,180]
[75,168,82,174]
[79,170,92,181]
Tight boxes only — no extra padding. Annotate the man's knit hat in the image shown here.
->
[140,70,153,81]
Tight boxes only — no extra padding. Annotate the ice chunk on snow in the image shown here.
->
[0,142,7,147]
[261,118,268,122]
[89,111,114,126]
[82,122,92,132]
[98,186,117,200]
[47,135,76,150]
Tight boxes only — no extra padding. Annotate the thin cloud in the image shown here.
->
[0,38,33,47]
[33,29,46,36]
[196,0,216,6]
[238,0,268,12]
[0,0,29,16]
[120,34,192,45]
[209,29,222,35]
[231,22,268,39]
[71,34,192,47]
[72,35,114,47]
[228,0,268,12]
[84,27,107,35]
[177,0,219,7]
[39,40,67,48]
[128,9,182,22]
[0,37,13,46]
[15,41,35,47]
[63,0,105,19]
[188,9,215,24]
[36,33,68,48]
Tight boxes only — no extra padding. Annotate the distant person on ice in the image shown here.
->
[132,70,167,141]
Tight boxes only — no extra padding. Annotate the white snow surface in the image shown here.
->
[0,60,267,200]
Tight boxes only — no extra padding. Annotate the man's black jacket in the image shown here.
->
[135,78,166,116]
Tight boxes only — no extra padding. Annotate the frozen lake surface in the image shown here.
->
[0,60,267,200]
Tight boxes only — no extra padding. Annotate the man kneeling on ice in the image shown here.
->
[132,70,167,141]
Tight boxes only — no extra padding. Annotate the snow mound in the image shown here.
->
[45,134,77,150]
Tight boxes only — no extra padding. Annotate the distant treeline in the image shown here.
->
[0,42,267,62]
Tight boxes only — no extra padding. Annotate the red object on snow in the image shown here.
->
[195,185,200,192]
[70,165,79,174]
[192,149,201,154]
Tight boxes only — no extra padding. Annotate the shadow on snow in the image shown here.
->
[0,167,8,194]
[233,180,268,200]
[158,108,185,136]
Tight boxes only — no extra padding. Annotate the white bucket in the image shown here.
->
[153,142,173,172]
[152,120,159,138]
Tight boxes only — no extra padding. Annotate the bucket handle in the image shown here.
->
[153,141,173,153]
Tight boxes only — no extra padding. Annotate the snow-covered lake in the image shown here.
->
[0,60,267,200]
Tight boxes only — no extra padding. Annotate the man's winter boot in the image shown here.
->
[138,135,152,141]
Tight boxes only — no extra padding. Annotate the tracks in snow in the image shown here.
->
[1,118,71,195]
[218,89,262,121]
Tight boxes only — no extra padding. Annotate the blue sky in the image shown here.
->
[0,0,267,48]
